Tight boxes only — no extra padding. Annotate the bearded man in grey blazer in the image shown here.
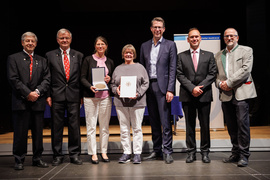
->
[215,28,257,167]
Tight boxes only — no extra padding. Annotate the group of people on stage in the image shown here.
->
[7,17,257,170]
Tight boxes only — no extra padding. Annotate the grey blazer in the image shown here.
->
[215,44,257,101]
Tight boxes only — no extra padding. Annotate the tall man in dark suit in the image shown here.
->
[177,28,217,163]
[7,32,50,170]
[46,28,83,166]
[140,17,177,164]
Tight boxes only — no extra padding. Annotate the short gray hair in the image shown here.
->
[21,32,38,42]
[224,28,238,36]
[57,28,72,38]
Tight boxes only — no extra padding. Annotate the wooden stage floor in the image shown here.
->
[1,125,270,144]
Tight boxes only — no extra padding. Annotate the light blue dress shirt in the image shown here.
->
[149,37,163,79]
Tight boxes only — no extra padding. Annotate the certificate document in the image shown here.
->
[92,67,109,91]
[120,76,137,98]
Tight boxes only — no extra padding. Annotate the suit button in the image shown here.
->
[66,84,68,87]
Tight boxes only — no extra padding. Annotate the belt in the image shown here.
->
[150,79,157,82]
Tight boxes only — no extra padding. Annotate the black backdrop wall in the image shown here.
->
[1,0,268,133]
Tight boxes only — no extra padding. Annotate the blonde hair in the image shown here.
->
[151,17,165,27]
[122,44,137,59]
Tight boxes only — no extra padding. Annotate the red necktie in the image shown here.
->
[192,51,198,72]
[29,55,33,80]
[63,50,70,81]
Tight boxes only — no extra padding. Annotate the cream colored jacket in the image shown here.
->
[215,44,257,102]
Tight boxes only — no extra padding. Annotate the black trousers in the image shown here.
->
[51,101,81,159]
[146,81,173,155]
[222,97,250,158]
[13,110,44,163]
[182,101,211,155]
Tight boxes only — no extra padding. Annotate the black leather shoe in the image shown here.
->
[223,154,240,163]
[100,154,110,163]
[164,154,174,164]
[52,157,63,166]
[143,152,163,161]
[32,160,49,168]
[91,156,99,164]
[202,154,211,163]
[237,157,248,167]
[186,154,196,163]
[14,163,24,170]
[70,157,83,165]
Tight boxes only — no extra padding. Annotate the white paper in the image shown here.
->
[120,76,137,98]
[92,67,108,91]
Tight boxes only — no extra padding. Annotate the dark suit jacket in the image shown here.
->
[7,51,50,111]
[177,49,217,102]
[80,55,115,97]
[140,38,177,94]
[46,49,83,103]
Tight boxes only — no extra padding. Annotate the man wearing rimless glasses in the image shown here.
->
[215,28,257,167]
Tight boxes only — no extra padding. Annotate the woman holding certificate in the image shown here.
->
[81,36,114,164]
[111,44,149,164]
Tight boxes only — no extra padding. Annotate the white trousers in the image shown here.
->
[115,106,145,154]
[84,97,112,155]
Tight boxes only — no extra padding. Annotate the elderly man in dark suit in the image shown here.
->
[46,28,83,166]
[177,28,217,163]
[140,17,177,164]
[7,32,50,170]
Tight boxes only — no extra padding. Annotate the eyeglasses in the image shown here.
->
[224,35,238,38]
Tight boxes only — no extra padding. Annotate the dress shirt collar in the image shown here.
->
[152,36,163,47]
[226,43,239,53]
[190,48,200,54]
[60,47,70,55]
[23,49,34,56]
